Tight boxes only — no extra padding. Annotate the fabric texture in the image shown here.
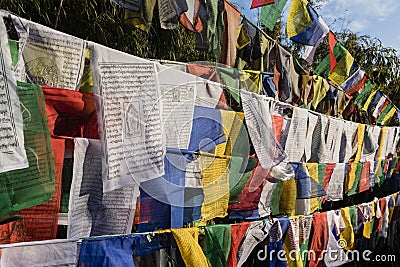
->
[204,224,232,267]
[188,106,226,152]
[221,1,241,67]
[206,0,224,60]
[0,82,56,219]
[251,0,274,9]
[286,0,312,38]
[227,222,251,267]
[171,228,210,267]
[260,0,289,30]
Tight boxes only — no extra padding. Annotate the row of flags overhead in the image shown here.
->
[257,0,399,125]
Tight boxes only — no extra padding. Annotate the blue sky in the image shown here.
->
[232,0,400,51]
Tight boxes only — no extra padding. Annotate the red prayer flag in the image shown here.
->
[251,0,275,9]
[328,31,338,73]
[0,138,65,244]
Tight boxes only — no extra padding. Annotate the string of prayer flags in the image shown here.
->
[251,0,275,9]
[259,0,289,31]
[286,0,312,38]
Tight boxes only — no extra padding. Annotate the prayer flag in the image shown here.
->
[286,0,312,38]
[251,0,274,9]
[291,4,329,46]
[260,0,289,31]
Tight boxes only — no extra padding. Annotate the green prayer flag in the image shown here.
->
[378,160,386,186]
[377,103,394,124]
[314,42,347,78]
[347,163,363,196]
[207,0,224,60]
[271,180,282,215]
[0,82,55,218]
[354,81,375,107]
[217,66,241,104]
[204,224,232,267]
[260,0,289,31]
[349,205,357,228]
[317,163,326,207]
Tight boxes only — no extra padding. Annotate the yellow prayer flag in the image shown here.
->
[200,153,230,222]
[225,112,244,156]
[310,75,329,109]
[280,178,297,215]
[345,162,358,193]
[240,70,262,94]
[363,221,371,239]
[381,106,397,125]
[328,50,354,85]
[283,231,303,267]
[340,207,354,250]
[306,163,320,213]
[171,228,211,267]
[362,90,378,111]
[354,124,365,162]
[375,127,387,161]
[236,23,250,50]
[215,110,236,156]
[286,0,312,38]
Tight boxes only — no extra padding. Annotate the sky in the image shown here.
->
[232,0,400,51]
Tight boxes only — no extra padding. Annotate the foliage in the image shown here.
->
[0,0,211,62]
